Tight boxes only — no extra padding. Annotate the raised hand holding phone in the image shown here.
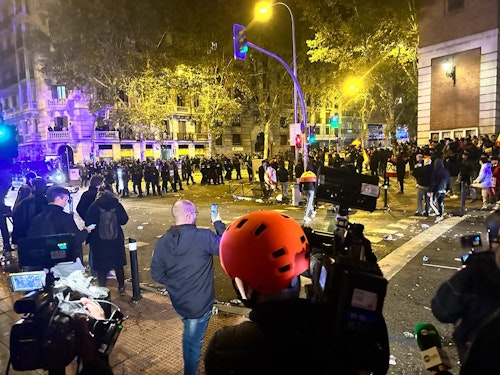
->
[211,204,220,222]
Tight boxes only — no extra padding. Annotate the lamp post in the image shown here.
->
[255,1,299,161]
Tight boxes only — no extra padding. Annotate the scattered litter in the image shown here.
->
[142,222,149,225]
[255,199,264,203]
[395,233,404,237]
[421,224,430,229]
[137,226,144,230]
[383,234,395,241]
[422,256,429,262]
[389,355,397,365]
[403,331,415,339]
[436,248,440,251]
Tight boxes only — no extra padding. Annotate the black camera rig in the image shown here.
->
[8,234,125,373]
[303,202,389,375]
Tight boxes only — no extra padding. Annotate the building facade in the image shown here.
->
[0,0,296,170]
[417,0,500,144]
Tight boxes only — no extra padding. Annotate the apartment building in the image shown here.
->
[0,0,295,170]
[417,0,500,144]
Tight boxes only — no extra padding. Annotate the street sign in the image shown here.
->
[289,123,301,146]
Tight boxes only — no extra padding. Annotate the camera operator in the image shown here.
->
[204,211,330,374]
[431,210,500,362]
[27,185,95,264]
[205,211,383,375]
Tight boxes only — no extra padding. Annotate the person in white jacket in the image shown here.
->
[471,155,493,210]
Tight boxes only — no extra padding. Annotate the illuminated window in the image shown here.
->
[51,85,67,100]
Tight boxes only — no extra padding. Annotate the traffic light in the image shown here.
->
[329,113,339,128]
[233,23,248,60]
[0,123,18,160]
[308,125,316,144]
[295,134,302,148]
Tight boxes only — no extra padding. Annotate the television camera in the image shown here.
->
[304,167,389,374]
[8,233,124,373]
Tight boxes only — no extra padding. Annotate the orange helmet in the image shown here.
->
[220,211,310,294]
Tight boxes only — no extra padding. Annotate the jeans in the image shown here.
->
[281,181,289,199]
[304,189,315,218]
[417,186,430,214]
[181,309,212,375]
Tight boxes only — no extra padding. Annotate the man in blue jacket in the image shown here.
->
[150,200,225,375]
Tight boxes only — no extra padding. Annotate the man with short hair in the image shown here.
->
[28,185,94,262]
[150,200,225,375]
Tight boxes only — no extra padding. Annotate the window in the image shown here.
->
[177,95,184,107]
[193,95,199,108]
[231,115,241,127]
[54,116,68,130]
[51,85,67,100]
[232,134,242,145]
[280,135,288,146]
[215,135,223,145]
[448,0,464,12]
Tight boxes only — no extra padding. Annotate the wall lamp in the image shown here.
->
[443,61,456,86]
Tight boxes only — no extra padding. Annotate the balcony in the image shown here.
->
[175,106,190,113]
[94,130,119,141]
[193,133,209,141]
[177,133,194,141]
[22,133,42,142]
[47,98,73,108]
[47,130,72,141]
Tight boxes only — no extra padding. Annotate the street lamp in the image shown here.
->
[255,1,299,159]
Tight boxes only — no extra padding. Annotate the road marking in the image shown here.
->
[378,216,468,280]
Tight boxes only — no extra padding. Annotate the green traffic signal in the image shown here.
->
[233,23,248,60]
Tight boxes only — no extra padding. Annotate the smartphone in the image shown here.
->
[460,234,482,249]
[10,271,46,292]
[211,203,219,218]
[87,223,97,230]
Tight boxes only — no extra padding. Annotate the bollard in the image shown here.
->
[383,184,389,208]
[460,181,466,212]
[128,238,142,301]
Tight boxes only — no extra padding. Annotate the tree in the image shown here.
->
[297,0,418,137]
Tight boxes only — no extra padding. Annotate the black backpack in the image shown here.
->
[98,207,118,240]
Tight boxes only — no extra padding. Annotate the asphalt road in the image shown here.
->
[3,172,494,374]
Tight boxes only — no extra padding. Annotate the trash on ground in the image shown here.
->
[403,331,415,338]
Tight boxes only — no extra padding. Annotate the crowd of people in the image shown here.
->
[2,135,500,374]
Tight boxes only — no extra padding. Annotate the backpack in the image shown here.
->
[98,207,118,240]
